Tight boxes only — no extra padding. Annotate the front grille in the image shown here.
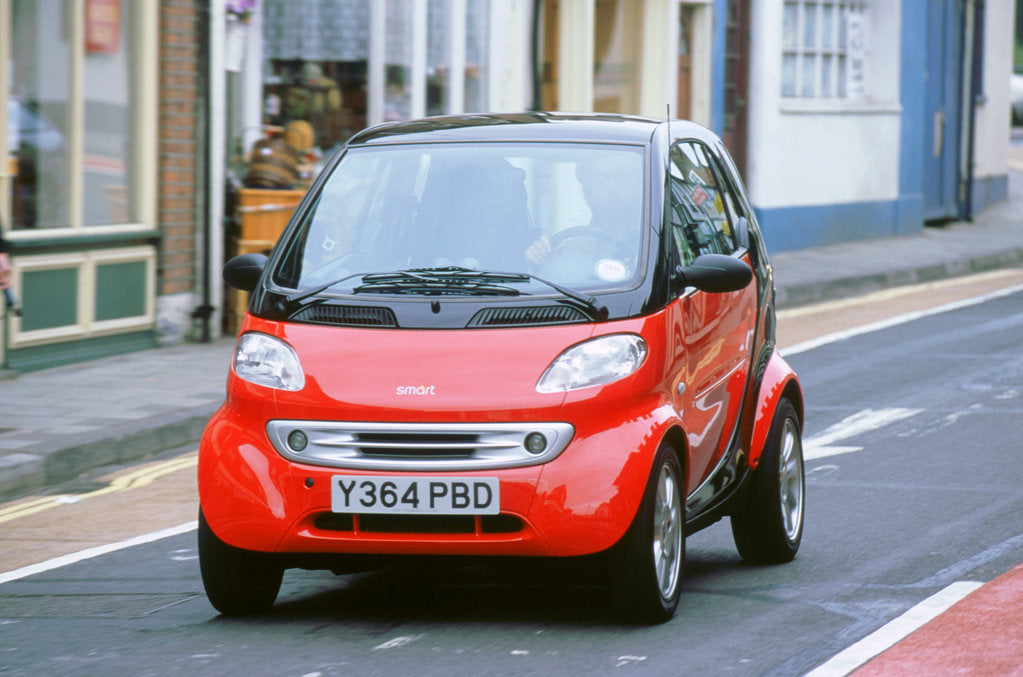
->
[468,305,588,327]
[353,432,476,459]
[291,304,398,327]
[314,512,524,535]
[268,421,575,471]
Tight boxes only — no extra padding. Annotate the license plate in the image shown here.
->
[331,476,500,515]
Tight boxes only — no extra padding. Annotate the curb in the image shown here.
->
[0,405,218,498]
[773,248,1023,309]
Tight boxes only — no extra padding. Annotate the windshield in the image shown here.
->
[273,142,646,296]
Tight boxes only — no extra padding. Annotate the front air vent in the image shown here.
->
[291,304,398,327]
[313,512,524,535]
[468,305,588,327]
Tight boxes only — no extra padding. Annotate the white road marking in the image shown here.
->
[803,581,983,677]
[804,408,923,460]
[0,521,198,585]
[373,635,423,651]
[781,283,1023,356]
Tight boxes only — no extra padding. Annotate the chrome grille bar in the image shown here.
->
[266,421,575,471]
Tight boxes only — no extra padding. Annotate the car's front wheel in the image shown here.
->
[730,398,804,563]
[608,442,684,623]
[198,510,283,615]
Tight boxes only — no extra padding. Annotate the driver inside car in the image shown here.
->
[524,152,643,282]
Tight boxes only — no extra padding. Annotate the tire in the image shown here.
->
[608,443,685,624]
[731,398,804,563]
[198,510,284,616]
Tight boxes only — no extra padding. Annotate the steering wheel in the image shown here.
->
[549,226,635,260]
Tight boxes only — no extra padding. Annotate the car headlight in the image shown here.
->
[233,332,305,391]
[536,334,647,393]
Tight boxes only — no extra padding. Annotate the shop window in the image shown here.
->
[781,0,868,99]
[262,0,491,147]
[593,0,642,113]
[385,0,415,121]
[6,0,146,230]
[262,0,370,149]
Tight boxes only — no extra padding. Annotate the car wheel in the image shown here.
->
[198,510,283,616]
[731,398,804,563]
[608,443,684,623]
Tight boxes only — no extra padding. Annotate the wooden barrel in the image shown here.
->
[244,138,301,189]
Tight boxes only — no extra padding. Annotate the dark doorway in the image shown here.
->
[722,0,750,177]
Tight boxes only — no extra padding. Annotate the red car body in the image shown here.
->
[199,113,804,622]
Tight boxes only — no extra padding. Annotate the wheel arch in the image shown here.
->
[749,351,803,468]
[660,424,690,492]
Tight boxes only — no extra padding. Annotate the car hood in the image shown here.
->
[267,320,600,420]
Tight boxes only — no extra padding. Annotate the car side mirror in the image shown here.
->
[673,254,753,294]
[223,253,268,292]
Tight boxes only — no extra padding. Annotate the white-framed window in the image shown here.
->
[781,0,868,99]
[2,0,157,232]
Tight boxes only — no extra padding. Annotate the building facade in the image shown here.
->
[744,0,1013,252]
[1,0,1013,371]
[1,0,207,371]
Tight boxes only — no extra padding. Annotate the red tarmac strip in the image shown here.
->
[854,563,1023,676]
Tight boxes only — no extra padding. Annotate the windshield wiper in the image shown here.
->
[354,268,523,296]
[354,278,522,297]
[276,268,521,318]
[282,271,367,310]
[380,267,609,320]
[281,266,608,320]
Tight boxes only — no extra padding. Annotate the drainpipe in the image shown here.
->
[962,0,985,221]
[194,3,215,341]
[530,0,543,111]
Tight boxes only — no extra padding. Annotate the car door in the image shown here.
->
[665,140,757,497]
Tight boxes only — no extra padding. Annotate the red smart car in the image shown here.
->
[199,113,804,623]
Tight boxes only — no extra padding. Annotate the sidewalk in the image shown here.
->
[1,172,1021,498]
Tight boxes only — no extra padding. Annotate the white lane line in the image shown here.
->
[781,283,1023,356]
[804,408,923,461]
[373,635,423,651]
[0,520,198,585]
[803,581,983,677]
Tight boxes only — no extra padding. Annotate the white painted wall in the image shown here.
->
[971,0,1013,182]
[746,1,902,209]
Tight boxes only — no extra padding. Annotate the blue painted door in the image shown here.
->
[922,0,964,221]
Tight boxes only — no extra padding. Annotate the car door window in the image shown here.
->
[706,155,747,232]
[666,141,737,265]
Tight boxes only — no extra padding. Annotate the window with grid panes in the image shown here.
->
[781,0,868,99]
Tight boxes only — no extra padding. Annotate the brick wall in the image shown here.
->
[158,1,202,298]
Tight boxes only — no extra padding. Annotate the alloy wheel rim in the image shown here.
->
[652,461,683,600]
[778,418,804,542]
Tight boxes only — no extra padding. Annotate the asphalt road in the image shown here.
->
[1,273,1021,676]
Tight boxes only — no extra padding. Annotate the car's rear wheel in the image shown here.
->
[198,510,283,615]
[608,442,684,623]
[731,398,804,563]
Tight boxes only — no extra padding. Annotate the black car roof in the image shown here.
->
[346,112,714,147]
